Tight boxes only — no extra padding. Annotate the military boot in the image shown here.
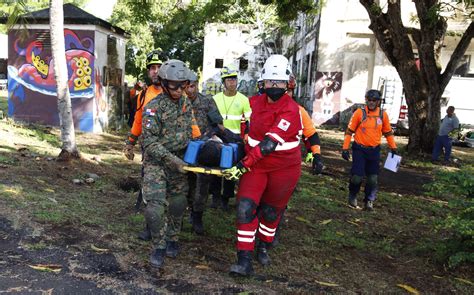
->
[192,211,204,235]
[165,241,179,258]
[364,200,374,211]
[150,248,166,268]
[348,195,358,208]
[137,225,152,241]
[229,250,254,276]
[256,240,271,266]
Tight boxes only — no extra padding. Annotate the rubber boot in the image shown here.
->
[229,250,254,276]
[192,211,204,235]
[256,240,271,266]
[137,224,152,241]
[165,241,179,258]
[150,248,166,268]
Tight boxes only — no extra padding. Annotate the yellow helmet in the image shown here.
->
[146,49,164,69]
[220,65,238,80]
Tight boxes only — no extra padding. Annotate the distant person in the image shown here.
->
[211,65,251,211]
[341,89,397,211]
[432,106,459,164]
[127,81,143,127]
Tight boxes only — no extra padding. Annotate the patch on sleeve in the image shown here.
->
[376,117,382,125]
[145,108,156,116]
[277,118,290,131]
[145,119,152,129]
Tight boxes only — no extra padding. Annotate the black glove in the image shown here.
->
[390,148,398,158]
[312,154,324,175]
[341,150,350,161]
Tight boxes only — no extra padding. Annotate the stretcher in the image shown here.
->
[183,165,224,176]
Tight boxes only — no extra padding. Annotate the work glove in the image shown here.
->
[123,144,135,160]
[305,152,314,163]
[222,163,248,181]
[341,149,351,161]
[312,154,324,175]
[164,154,187,174]
[390,148,398,158]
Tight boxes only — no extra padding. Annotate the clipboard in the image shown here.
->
[384,153,402,172]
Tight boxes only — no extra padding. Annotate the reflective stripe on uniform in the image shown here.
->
[238,229,257,236]
[248,136,300,150]
[265,132,285,144]
[237,236,256,243]
[225,114,244,120]
[258,223,276,237]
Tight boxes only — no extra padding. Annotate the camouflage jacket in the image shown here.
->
[190,92,219,133]
[142,92,194,163]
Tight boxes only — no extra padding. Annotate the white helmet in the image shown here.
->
[261,55,291,81]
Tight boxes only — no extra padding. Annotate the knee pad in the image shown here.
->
[237,198,257,224]
[350,175,363,185]
[367,174,378,186]
[259,203,279,222]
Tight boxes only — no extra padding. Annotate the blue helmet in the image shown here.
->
[365,89,382,100]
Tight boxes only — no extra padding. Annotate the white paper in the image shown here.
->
[384,153,402,172]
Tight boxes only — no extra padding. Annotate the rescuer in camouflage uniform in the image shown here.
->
[184,70,223,235]
[141,59,195,268]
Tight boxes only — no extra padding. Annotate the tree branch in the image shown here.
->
[440,21,474,90]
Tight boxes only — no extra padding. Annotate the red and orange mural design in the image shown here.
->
[8,29,98,132]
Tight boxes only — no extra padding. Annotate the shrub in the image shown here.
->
[425,166,474,268]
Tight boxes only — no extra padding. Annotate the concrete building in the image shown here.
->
[202,23,264,96]
[282,0,474,127]
[1,4,128,132]
[0,33,7,90]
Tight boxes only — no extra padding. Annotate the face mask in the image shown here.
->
[265,88,286,101]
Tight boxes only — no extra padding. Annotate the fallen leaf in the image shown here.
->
[336,231,344,236]
[195,264,210,270]
[91,244,109,253]
[296,216,310,224]
[315,280,339,287]
[44,188,55,193]
[36,179,46,184]
[319,219,332,225]
[28,264,61,273]
[432,275,443,279]
[347,220,360,226]
[454,277,474,285]
[396,284,420,294]
[265,279,273,283]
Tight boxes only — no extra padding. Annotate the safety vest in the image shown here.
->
[213,92,251,134]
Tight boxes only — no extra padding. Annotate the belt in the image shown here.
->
[354,142,379,150]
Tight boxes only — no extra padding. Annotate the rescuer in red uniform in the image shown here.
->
[222,55,303,276]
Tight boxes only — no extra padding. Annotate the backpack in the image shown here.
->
[356,107,384,130]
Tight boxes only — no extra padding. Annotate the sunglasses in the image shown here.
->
[265,80,286,87]
[166,81,188,91]
[367,98,379,102]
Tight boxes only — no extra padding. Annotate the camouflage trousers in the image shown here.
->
[142,162,188,250]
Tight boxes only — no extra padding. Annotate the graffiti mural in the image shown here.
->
[203,78,258,97]
[312,71,343,125]
[8,29,97,132]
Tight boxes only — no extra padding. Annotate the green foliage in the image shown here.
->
[110,0,319,77]
[426,167,474,268]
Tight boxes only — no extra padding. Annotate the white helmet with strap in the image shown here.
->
[261,55,291,81]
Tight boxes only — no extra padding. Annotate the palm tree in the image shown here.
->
[50,0,79,160]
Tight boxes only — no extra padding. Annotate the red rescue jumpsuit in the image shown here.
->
[236,93,303,251]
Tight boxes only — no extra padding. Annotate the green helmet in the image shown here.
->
[146,49,163,69]
[158,59,189,82]
[220,65,238,80]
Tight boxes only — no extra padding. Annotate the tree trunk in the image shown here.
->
[359,0,473,155]
[50,0,79,161]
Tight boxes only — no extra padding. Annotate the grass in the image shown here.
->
[0,120,473,293]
